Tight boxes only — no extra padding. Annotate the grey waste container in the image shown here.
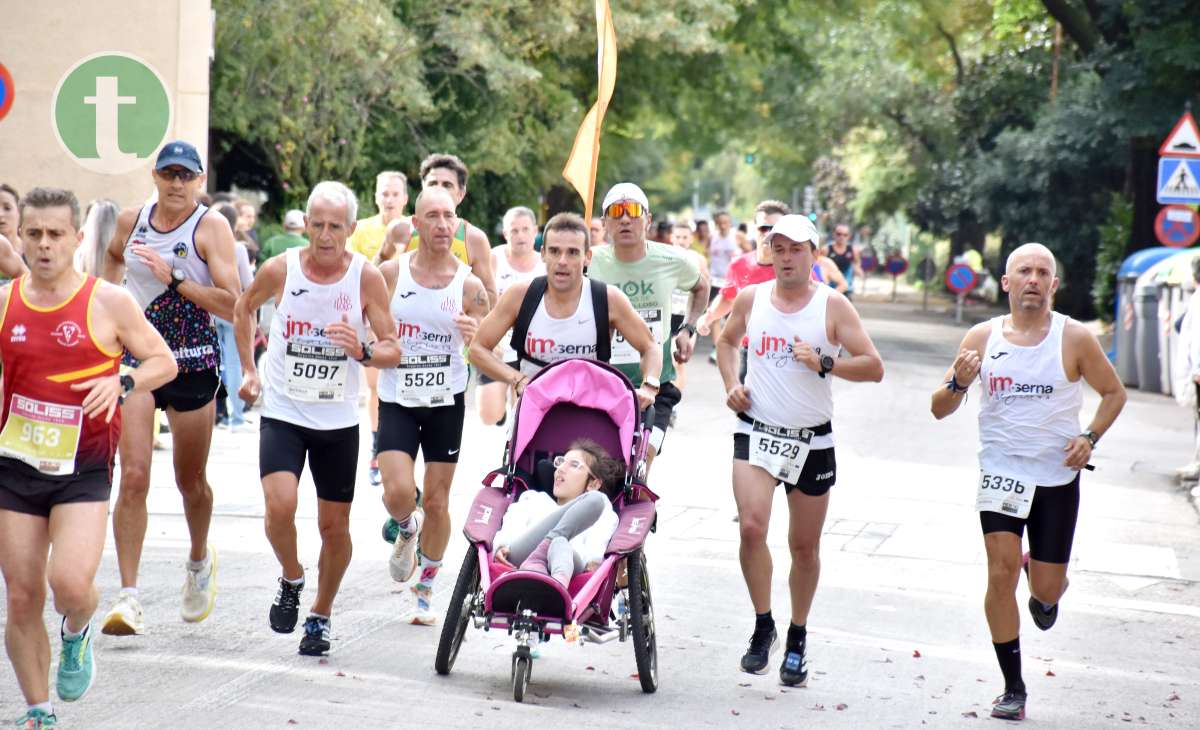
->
[1116,275,1140,386]
[1134,282,1162,393]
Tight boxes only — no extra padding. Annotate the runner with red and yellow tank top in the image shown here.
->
[0,188,176,730]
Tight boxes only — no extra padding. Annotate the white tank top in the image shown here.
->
[978,312,1082,485]
[380,252,470,406]
[262,248,367,429]
[494,246,546,363]
[739,282,837,449]
[519,279,599,378]
[122,203,220,372]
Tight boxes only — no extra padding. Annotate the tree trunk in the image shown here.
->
[1126,136,1160,255]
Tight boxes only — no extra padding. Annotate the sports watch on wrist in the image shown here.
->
[118,374,135,405]
[355,341,374,363]
[679,323,697,337]
[818,354,836,378]
[1081,430,1099,448]
[168,269,186,291]
[643,375,661,391]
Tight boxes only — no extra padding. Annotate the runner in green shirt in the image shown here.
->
[588,182,708,467]
[258,210,308,262]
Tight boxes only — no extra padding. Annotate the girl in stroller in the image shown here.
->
[492,438,622,589]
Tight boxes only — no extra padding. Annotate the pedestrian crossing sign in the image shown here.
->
[1157,157,1200,204]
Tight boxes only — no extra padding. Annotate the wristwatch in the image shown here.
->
[168,269,186,291]
[643,375,661,391]
[118,374,135,405]
[679,323,697,337]
[818,354,836,378]
[355,341,374,363]
[1081,430,1099,448]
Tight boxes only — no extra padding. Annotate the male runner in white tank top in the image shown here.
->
[377,187,489,625]
[476,206,545,426]
[470,212,661,412]
[718,214,883,688]
[100,141,243,636]
[233,181,401,656]
[931,243,1126,720]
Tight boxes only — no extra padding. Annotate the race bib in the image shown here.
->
[284,341,348,402]
[612,307,663,365]
[975,470,1036,519]
[0,394,84,474]
[671,289,690,317]
[748,421,812,484]
[397,354,452,407]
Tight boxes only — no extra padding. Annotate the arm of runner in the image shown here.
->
[466,224,498,308]
[455,275,488,346]
[161,213,241,321]
[358,263,401,368]
[375,218,412,265]
[824,260,849,293]
[469,282,526,390]
[673,253,709,363]
[717,287,754,412]
[818,294,883,381]
[101,208,137,284]
[74,284,177,423]
[0,233,27,278]
[233,256,286,403]
[608,285,662,411]
[852,246,864,281]
[699,293,735,336]
[1063,320,1127,470]
[930,322,989,420]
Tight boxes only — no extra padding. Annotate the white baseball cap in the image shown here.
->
[765,214,820,249]
[601,182,650,212]
[283,209,305,229]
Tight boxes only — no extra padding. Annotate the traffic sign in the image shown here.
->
[861,253,878,273]
[0,62,13,122]
[1157,157,1200,204]
[1154,205,1200,248]
[945,262,978,294]
[1159,111,1200,158]
[885,256,908,276]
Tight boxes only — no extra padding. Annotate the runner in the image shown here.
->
[589,216,607,247]
[826,224,862,299]
[393,153,498,305]
[470,211,660,409]
[233,181,401,656]
[668,221,709,393]
[476,206,546,426]
[348,171,411,488]
[0,183,29,280]
[588,183,708,468]
[99,141,243,635]
[718,213,883,687]
[0,188,176,729]
[930,243,1126,720]
[377,187,488,625]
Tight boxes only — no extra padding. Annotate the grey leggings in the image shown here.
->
[505,491,608,578]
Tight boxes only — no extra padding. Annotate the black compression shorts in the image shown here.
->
[377,393,466,463]
[979,474,1080,564]
[733,434,836,496]
[259,418,359,503]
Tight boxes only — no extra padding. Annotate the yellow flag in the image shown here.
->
[562,0,618,222]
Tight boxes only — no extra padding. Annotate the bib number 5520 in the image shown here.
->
[403,371,446,388]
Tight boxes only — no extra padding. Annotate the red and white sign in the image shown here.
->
[1154,205,1200,248]
[1160,111,1200,159]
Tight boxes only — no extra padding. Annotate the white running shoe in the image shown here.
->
[181,546,218,623]
[101,593,145,636]
[409,583,437,626]
[389,510,424,583]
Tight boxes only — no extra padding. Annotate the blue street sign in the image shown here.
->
[1157,157,1200,204]
[945,262,977,294]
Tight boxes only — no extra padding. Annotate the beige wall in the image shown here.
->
[0,0,211,209]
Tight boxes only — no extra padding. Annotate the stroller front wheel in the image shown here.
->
[434,547,480,675]
[628,548,658,693]
[512,651,531,702]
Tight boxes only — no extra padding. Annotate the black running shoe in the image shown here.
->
[991,689,1027,720]
[269,578,303,634]
[1027,596,1059,631]
[298,616,330,656]
[739,624,778,674]
[779,639,808,687]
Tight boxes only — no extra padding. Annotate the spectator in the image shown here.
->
[259,209,308,262]
[211,202,255,431]
[77,199,119,276]
[235,199,260,260]
[1174,256,1200,482]
[0,183,21,256]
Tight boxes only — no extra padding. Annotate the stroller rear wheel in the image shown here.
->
[628,548,658,693]
[434,547,480,675]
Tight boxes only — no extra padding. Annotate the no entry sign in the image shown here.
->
[1154,205,1200,248]
[885,256,908,276]
[945,262,978,294]
[0,62,13,122]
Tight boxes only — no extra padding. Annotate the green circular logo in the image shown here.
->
[52,52,172,175]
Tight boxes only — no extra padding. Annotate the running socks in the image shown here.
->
[787,622,806,648]
[993,637,1025,693]
[28,702,53,716]
[396,514,416,540]
[755,611,774,632]
[415,551,442,605]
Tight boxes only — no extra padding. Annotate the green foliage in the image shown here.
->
[1092,193,1133,322]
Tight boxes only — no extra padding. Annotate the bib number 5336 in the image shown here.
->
[975,471,1035,519]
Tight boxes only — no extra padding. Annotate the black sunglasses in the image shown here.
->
[157,168,198,182]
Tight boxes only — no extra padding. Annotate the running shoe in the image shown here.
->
[382,517,400,544]
[15,708,57,729]
[298,616,331,656]
[101,593,144,636]
[181,546,218,623]
[269,577,304,634]
[779,639,808,687]
[1022,552,1067,631]
[56,620,96,702]
[410,584,437,626]
[739,624,778,675]
[388,510,424,583]
[991,689,1027,720]
[368,458,382,487]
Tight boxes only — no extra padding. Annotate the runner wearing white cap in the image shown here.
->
[719,214,883,686]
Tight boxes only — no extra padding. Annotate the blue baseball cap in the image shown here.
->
[155,141,204,173]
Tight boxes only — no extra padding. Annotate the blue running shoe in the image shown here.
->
[15,708,57,729]
[56,620,96,702]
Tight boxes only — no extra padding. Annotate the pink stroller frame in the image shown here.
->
[433,358,660,701]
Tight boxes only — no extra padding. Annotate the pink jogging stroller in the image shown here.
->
[433,358,660,702]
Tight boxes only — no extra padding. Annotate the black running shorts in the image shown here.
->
[477,360,518,386]
[153,368,221,412]
[648,381,683,454]
[0,458,112,517]
[259,418,359,503]
[733,433,837,497]
[979,474,1080,564]
[377,393,466,463]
